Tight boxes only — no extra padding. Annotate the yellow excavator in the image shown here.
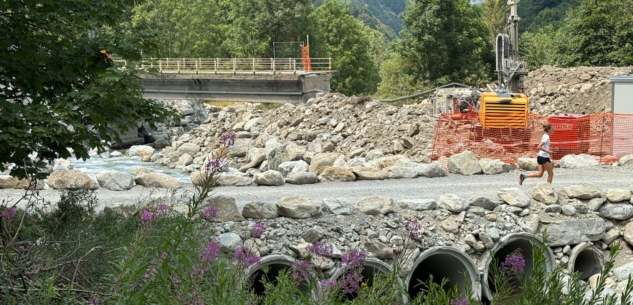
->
[479,0,530,129]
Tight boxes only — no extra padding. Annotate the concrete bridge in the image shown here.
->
[119,58,334,104]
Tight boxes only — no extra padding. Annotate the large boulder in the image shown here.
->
[278,161,309,177]
[620,154,633,166]
[517,158,539,171]
[128,145,155,161]
[624,222,633,247]
[544,218,606,247]
[532,182,558,205]
[497,188,530,207]
[177,143,201,156]
[317,167,356,182]
[309,153,342,174]
[560,154,600,168]
[0,175,44,190]
[438,194,469,213]
[417,162,448,178]
[203,196,244,222]
[355,196,397,215]
[364,241,394,259]
[276,196,321,218]
[559,183,602,200]
[285,172,319,185]
[599,204,633,220]
[253,170,285,186]
[96,171,135,191]
[219,233,242,251]
[606,189,631,203]
[479,158,507,175]
[242,201,278,219]
[135,172,182,189]
[397,199,437,211]
[351,167,390,180]
[385,166,417,179]
[282,143,307,163]
[322,198,354,215]
[614,262,633,282]
[447,150,482,175]
[468,196,500,211]
[217,173,253,186]
[48,170,99,190]
[365,149,384,161]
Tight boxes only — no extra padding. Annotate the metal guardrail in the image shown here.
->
[113,58,333,74]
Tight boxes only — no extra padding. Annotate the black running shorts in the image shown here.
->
[537,156,551,165]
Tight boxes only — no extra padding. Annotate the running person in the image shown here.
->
[519,124,556,185]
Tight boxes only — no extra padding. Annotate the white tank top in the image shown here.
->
[538,134,550,158]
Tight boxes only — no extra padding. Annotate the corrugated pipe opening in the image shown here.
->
[405,246,481,301]
[568,242,603,281]
[481,233,555,301]
[328,258,395,301]
[246,255,312,297]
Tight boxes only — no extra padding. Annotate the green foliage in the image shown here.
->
[396,0,493,88]
[481,0,509,42]
[520,25,561,69]
[0,0,177,179]
[312,0,406,38]
[518,0,580,33]
[308,1,381,95]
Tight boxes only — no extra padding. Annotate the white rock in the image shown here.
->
[560,183,602,199]
[276,196,320,218]
[479,158,506,175]
[355,196,397,215]
[437,194,469,213]
[48,170,99,190]
[497,188,530,207]
[518,158,539,171]
[560,154,600,168]
[135,172,182,189]
[606,189,631,203]
[447,150,482,175]
[322,198,354,215]
[242,201,278,219]
[96,171,134,191]
[219,233,242,251]
[397,199,437,211]
[532,182,558,204]
[253,170,285,186]
[619,154,633,166]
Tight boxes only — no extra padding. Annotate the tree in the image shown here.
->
[0,0,176,179]
[482,0,509,42]
[308,1,381,95]
[397,0,493,87]
[131,0,224,58]
[520,25,560,69]
[559,0,633,66]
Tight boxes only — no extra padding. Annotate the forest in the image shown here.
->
[126,0,633,97]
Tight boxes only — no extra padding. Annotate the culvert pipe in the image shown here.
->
[568,242,603,281]
[245,254,315,298]
[481,232,556,301]
[405,246,481,301]
[328,258,406,302]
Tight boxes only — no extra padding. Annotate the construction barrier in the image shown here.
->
[430,112,633,164]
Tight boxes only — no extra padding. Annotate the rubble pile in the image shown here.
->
[151,93,439,184]
[525,66,633,116]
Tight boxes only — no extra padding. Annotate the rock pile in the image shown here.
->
[525,66,633,116]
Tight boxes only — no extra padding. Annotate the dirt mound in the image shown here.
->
[525,66,633,115]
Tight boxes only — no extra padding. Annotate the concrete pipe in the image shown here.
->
[481,232,556,300]
[568,242,604,281]
[329,258,405,301]
[405,246,481,301]
[246,254,314,297]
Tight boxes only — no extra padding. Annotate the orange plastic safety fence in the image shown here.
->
[301,45,311,72]
[431,112,633,164]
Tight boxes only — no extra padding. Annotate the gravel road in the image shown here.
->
[1,166,631,211]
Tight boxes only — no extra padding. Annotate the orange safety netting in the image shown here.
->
[430,111,633,164]
[301,45,311,72]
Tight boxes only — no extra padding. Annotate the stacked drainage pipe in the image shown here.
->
[568,242,604,281]
[405,246,482,301]
[480,233,556,301]
[328,258,407,302]
[246,255,315,297]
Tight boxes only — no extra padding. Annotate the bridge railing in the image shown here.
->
[113,58,332,74]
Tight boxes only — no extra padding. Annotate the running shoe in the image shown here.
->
[519,173,525,185]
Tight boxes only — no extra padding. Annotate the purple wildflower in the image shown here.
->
[320,279,337,289]
[292,260,312,284]
[88,296,100,305]
[219,133,236,146]
[405,220,421,233]
[500,249,525,276]
[200,240,221,264]
[161,252,168,259]
[157,204,169,214]
[251,223,265,238]
[18,246,25,251]
[233,247,261,267]
[205,158,226,174]
[340,272,363,294]
[1,206,17,219]
[141,210,153,225]
[190,266,207,279]
[341,249,367,270]
[34,265,42,273]
[202,207,217,220]
[450,299,468,305]
[306,242,333,258]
